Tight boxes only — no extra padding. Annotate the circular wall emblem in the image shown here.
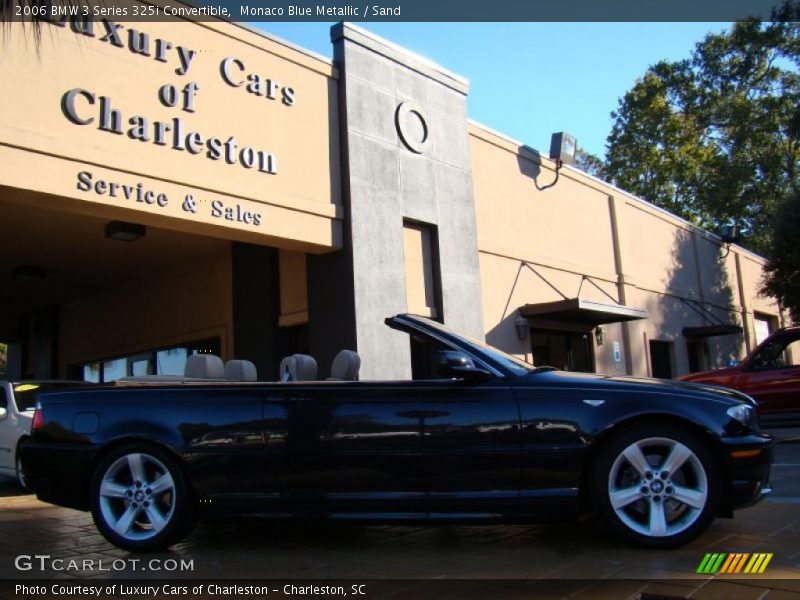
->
[395,102,429,154]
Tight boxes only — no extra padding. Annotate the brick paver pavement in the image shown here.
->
[0,483,799,599]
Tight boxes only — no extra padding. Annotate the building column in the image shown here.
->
[231,243,292,381]
[315,23,485,380]
[608,195,636,375]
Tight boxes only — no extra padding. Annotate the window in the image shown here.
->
[156,347,188,376]
[102,358,127,382]
[74,338,220,383]
[649,340,674,379]
[403,222,439,319]
[531,329,594,373]
[409,335,450,380]
[754,313,778,346]
[750,334,800,370]
[787,339,800,367]
[83,363,101,383]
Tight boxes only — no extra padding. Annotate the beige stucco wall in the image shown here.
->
[59,247,233,376]
[0,10,341,252]
[470,122,783,377]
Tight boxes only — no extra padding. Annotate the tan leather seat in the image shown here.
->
[224,360,258,382]
[279,354,318,382]
[327,350,360,381]
[184,354,225,379]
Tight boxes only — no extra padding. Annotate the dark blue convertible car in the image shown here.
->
[23,314,772,551]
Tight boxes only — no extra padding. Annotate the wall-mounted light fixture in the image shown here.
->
[538,132,577,191]
[719,224,741,259]
[550,132,577,166]
[515,313,529,341]
[595,325,606,346]
[12,265,46,282]
[105,221,146,242]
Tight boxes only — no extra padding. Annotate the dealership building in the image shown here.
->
[0,11,785,383]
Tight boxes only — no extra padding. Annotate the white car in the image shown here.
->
[0,381,85,488]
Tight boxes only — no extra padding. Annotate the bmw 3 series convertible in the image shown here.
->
[22,314,772,551]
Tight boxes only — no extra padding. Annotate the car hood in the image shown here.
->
[521,369,756,407]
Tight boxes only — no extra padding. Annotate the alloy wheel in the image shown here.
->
[607,437,708,538]
[16,452,27,490]
[98,452,176,541]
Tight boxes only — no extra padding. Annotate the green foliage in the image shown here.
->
[761,193,800,323]
[574,148,605,178]
[602,11,800,254]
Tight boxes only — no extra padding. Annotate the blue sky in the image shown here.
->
[254,22,730,159]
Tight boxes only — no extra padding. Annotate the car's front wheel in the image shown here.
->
[90,445,196,552]
[592,424,720,548]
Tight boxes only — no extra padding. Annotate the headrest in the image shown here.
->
[328,349,360,381]
[224,360,258,382]
[184,354,225,379]
[279,354,318,382]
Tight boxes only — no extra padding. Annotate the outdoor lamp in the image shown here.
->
[549,132,577,166]
[719,224,741,259]
[515,314,529,341]
[537,132,577,191]
[595,326,606,346]
[105,221,146,242]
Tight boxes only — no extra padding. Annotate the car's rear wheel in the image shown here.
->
[591,424,720,548]
[90,444,196,552]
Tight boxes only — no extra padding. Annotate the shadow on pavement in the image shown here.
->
[0,476,31,498]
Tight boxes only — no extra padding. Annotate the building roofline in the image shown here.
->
[331,22,470,95]
[229,21,336,69]
[172,0,336,73]
[467,119,767,263]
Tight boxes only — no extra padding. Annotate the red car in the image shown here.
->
[679,326,800,426]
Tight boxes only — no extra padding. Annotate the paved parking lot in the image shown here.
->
[0,431,798,599]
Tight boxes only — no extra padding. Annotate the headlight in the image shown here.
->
[727,405,759,431]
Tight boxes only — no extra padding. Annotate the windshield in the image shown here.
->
[12,382,84,412]
[400,315,536,376]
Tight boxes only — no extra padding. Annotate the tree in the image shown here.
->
[761,192,800,323]
[602,12,800,254]
[1,1,85,45]
[574,148,605,179]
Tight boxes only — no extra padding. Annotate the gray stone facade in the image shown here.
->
[313,23,484,380]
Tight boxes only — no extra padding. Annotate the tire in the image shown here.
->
[15,441,29,491]
[90,444,196,552]
[591,423,720,548]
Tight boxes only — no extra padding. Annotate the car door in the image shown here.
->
[265,382,431,515]
[513,376,596,515]
[389,317,522,515]
[266,377,521,516]
[406,376,521,515]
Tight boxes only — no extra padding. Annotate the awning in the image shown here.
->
[519,298,649,326]
[682,324,743,338]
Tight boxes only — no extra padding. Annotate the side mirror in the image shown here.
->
[0,407,7,421]
[438,351,493,382]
